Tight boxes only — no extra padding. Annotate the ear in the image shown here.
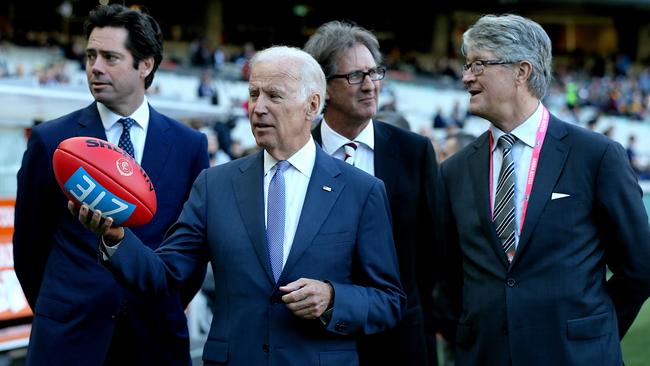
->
[306,92,321,119]
[140,57,155,79]
[515,60,533,85]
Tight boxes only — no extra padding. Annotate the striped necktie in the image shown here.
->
[494,134,517,262]
[343,142,358,165]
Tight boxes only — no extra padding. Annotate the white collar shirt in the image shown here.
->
[263,137,316,266]
[98,96,150,164]
[320,118,375,176]
[490,102,543,247]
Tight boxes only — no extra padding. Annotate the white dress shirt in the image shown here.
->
[490,102,544,248]
[263,137,315,267]
[98,96,150,164]
[320,118,375,176]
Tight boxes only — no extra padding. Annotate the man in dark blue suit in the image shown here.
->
[438,14,650,366]
[13,4,209,365]
[305,21,439,366]
[73,46,405,366]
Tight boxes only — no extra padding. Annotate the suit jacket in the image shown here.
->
[102,146,405,366]
[13,102,209,366]
[437,115,650,366]
[313,120,438,366]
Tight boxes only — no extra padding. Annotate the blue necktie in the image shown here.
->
[267,160,290,281]
[117,117,136,158]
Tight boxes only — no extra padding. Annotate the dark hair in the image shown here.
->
[84,4,163,89]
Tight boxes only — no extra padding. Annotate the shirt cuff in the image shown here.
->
[100,236,122,260]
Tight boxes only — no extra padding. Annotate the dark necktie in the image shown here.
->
[494,134,517,261]
[267,160,290,281]
[117,117,136,158]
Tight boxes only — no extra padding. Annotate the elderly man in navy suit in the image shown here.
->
[437,14,650,366]
[13,4,209,365]
[73,46,405,366]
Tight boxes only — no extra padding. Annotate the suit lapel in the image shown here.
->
[468,132,510,268]
[75,103,107,139]
[373,121,398,195]
[281,147,343,281]
[141,106,172,185]
[233,152,275,285]
[512,117,569,265]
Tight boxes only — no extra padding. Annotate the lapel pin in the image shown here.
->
[322,186,332,192]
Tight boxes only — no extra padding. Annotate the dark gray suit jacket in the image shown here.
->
[437,115,650,366]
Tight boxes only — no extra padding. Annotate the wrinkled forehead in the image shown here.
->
[249,62,300,94]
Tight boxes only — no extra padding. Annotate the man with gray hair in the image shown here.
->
[437,14,650,366]
[305,20,439,366]
[71,45,405,366]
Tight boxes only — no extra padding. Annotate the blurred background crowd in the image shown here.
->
[2,0,650,181]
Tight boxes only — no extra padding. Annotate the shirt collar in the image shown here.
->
[264,137,316,178]
[98,95,150,131]
[320,118,375,154]
[490,102,543,152]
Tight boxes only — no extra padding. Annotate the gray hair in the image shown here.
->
[251,46,327,114]
[304,20,382,78]
[461,14,552,99]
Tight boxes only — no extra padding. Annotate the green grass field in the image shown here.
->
[622,301,650,366]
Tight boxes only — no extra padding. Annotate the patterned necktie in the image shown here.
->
[117,117,136,158]
[343,142,358,165]
[267,160,290,281]
[494,134,517,262]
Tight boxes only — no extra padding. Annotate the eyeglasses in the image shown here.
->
[328,66,386,85]
[462,60,515,76]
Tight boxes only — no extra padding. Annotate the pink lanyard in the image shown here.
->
[489,106,550,231]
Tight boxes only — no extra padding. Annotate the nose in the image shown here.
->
[89,57,105,75]
[251,96,268,115]
[462,71,475,87]
[360,74,377,91]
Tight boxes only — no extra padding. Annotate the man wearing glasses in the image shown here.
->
[305,21,439,366]
[437,14,650,366]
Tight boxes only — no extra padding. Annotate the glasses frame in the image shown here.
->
[462,59,516,76]
[327,66,386,85]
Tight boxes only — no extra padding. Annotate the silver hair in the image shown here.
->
[251,46,327,114]
[303,20,381,78]
[461,14,552,99]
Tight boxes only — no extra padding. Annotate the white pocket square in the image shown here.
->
[551,192,570,200]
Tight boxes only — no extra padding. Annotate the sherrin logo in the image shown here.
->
[116,158,134,176]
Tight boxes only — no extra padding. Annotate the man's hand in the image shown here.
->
[68,201,125,244]
[279,278,333,319]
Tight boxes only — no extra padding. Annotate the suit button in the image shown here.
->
[270,296,282,304]
[506,278,517,288]
[502,323,508,336]
[335,322,348,332]
[262,344,269,353]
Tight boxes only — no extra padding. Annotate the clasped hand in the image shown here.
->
[279,278,333,320]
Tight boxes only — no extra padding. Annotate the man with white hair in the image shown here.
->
[72,46,405,366]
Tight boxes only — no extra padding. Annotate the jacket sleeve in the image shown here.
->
[13,128,58,308]
[325,180,406,335]
[599,142,650,338]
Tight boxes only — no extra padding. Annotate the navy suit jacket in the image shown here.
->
[103,146,405,366]
[438,115,650,366]
[313,120,438,366]
[13,102,209,366]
